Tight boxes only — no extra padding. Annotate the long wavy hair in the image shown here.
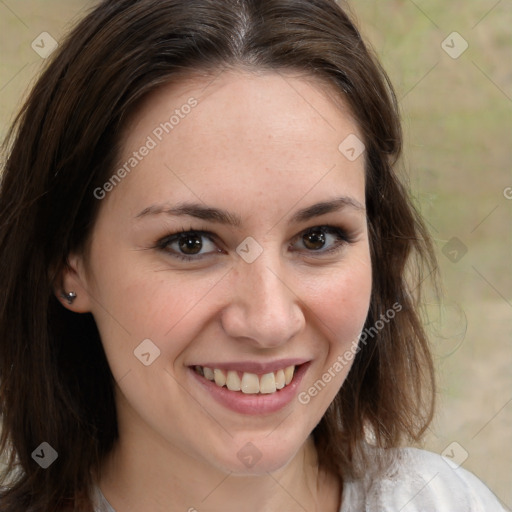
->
[0,0,436,510]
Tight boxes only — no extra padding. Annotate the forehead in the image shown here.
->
[124,68,359,148]
[106,69,365,219]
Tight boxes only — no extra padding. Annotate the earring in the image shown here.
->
[61,291,77,305]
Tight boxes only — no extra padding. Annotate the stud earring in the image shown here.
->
[61,291,77,305]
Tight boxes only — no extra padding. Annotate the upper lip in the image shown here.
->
[189,358,309,374]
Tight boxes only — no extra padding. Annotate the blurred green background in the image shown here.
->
[1,0,510,508]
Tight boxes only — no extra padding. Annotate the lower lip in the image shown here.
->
[189,363,310,415]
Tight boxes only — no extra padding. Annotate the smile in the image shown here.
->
[189,360,310,415]
[194,365,295,395]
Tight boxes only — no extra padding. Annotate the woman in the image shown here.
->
[0,0,505,510]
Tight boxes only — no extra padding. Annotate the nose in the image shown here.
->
[220,254,305,349]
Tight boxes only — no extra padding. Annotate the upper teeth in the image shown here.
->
[196,365,296,394]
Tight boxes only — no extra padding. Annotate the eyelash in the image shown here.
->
[154,225,355,262]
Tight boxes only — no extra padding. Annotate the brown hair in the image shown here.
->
[0,0,436,509]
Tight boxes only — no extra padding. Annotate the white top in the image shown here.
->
[338,448,505,511]
[92,448,506,511]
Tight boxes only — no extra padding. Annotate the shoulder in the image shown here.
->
[340,447,505,512]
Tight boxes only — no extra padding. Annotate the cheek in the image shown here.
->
[84,244,224,374]
[296,255,371,410]
[303,254,372,347]
[122,271,228,337]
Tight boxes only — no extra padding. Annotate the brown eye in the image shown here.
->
[157,230,220,261]
[302,229,326,250]
[177,233,203,254]
[291,226,351,256]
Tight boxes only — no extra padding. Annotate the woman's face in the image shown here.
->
[67,70,372,474]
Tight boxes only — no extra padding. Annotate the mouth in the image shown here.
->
[188,361,310,415]
[193,364,296,395]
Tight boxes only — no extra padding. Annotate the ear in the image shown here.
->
[54,253,94,313]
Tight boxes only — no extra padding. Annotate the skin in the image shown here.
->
[61,69,372,511]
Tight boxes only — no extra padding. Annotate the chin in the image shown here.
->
[209,431,309,476]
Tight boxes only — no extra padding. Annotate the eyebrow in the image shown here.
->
[135,196,365,226]
[291,196,365,223]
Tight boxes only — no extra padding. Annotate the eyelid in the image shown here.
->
[156,228,217,248]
